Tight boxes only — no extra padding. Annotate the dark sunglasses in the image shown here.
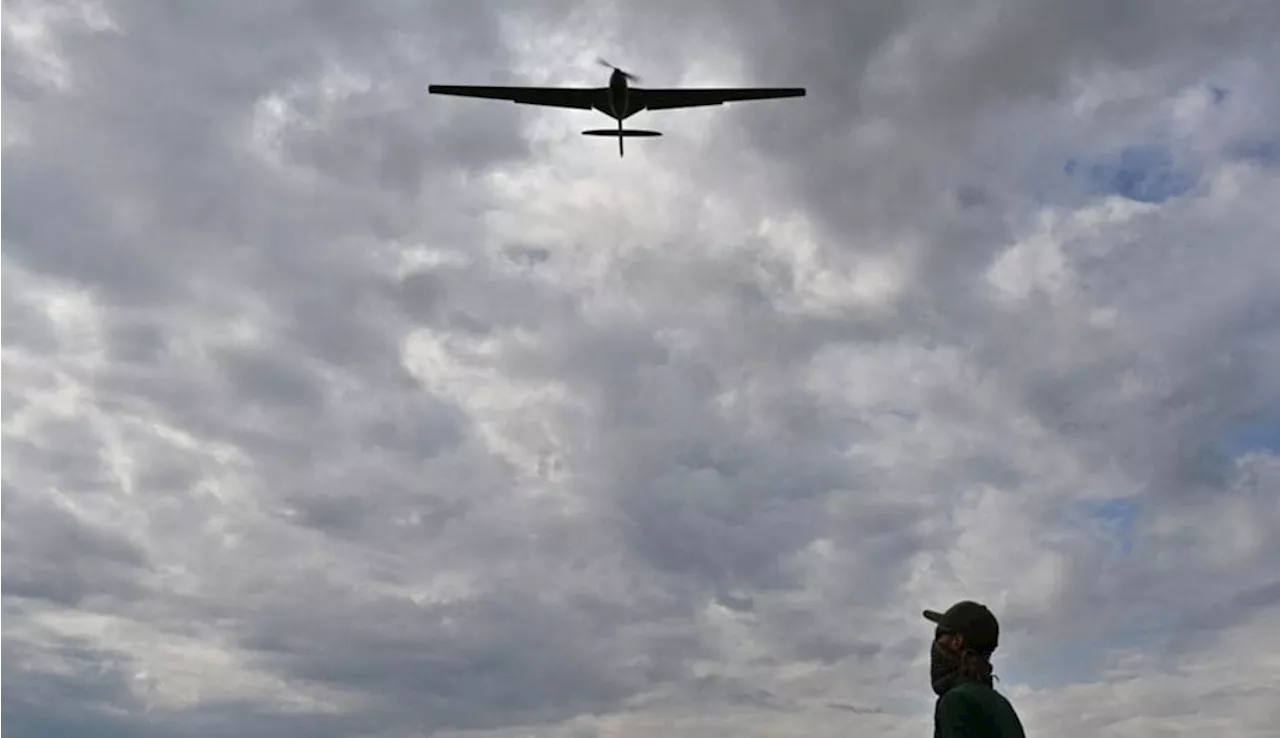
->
[934,626,958,640]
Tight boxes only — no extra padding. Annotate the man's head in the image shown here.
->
[923,601,999,695]
[923,600,999,656]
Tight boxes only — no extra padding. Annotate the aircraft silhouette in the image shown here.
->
[429,60,806,157]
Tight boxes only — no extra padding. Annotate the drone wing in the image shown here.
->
[428,85,598,110]
[638,87,806,111]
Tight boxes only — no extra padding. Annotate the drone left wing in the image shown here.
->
[639,87,806,111]
[428,85,597,110]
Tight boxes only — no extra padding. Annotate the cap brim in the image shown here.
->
[923,609,944,623]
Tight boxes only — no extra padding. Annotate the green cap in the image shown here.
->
[923,600,999,653]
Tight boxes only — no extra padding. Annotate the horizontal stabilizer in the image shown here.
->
[582,129,662,137]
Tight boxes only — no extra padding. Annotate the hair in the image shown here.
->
[958,647,997,686]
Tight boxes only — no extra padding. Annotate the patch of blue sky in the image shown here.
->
[1060,495,1140,561]
[1219,413,1280,456]
[1063,143,1198,203]
[1079,497,1140,556]
[1042,82,1280,204]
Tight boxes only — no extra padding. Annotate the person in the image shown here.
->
[923,600,1026,737]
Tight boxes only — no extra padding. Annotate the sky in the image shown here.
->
[3,1,1280,736]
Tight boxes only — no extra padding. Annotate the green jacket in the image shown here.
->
[934,681,1026,738]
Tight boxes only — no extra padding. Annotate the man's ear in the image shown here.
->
[954,633,966,650]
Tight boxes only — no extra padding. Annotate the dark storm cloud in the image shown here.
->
[2,637,151,738]
[232,591,696,731]
[2,485,151,608]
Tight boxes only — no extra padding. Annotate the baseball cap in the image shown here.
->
[923,600,999,653]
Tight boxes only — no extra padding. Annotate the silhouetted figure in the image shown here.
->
[923,601,1026,737]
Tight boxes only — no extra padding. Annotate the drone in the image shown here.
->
[430,59,806,157]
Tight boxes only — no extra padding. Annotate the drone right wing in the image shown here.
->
[638,87,806,111]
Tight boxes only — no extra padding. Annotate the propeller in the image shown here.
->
[596,57,641,83]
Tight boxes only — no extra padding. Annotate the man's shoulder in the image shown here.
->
[935,684,984,724]
[936,682,1025,737]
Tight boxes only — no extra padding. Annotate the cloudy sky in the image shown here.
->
[4,1,1280,736]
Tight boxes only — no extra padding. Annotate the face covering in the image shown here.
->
[930,640,962,696]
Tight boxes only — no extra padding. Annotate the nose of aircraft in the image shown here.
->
[596,57,640,83]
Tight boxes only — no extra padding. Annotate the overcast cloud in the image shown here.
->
[4,1,1280,736]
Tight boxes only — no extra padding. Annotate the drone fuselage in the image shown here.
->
[604,69,637,120]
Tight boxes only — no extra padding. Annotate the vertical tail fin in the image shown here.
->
[618,117,624,158]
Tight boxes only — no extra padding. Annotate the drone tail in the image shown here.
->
[581,128,662,158]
